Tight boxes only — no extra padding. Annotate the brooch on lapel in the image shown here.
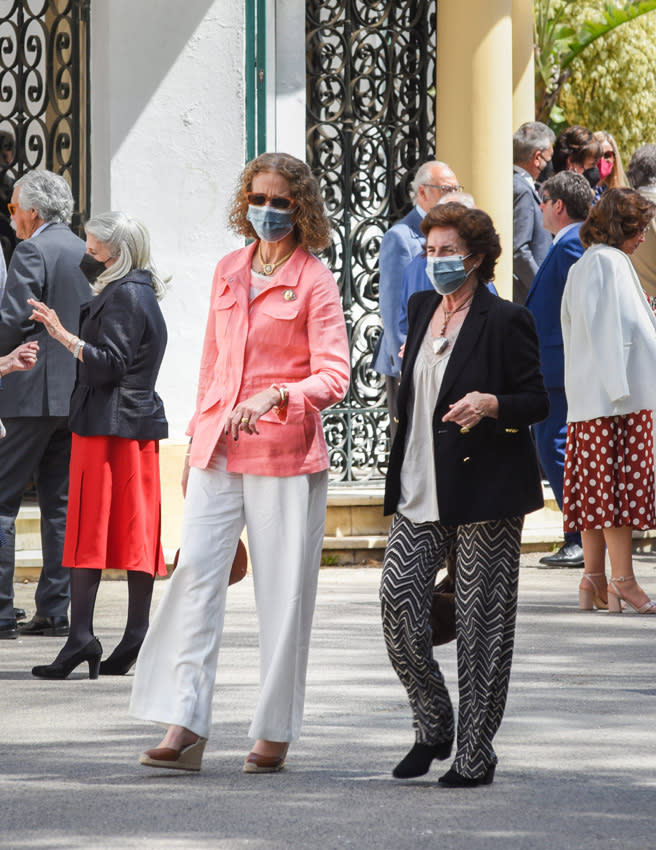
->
[282,289,297,301]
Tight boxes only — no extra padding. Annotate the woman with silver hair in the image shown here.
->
[27,212,168,679]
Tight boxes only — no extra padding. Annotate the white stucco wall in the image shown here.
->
[90,1,246,438]
[270,0,306,160]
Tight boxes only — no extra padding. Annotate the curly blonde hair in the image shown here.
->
[228,152,332,253]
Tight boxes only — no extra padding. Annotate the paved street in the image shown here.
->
[2,552,655,850]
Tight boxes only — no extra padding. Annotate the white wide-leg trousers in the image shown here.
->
[129,448,328,742]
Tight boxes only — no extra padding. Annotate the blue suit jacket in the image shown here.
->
[399,254,499,336]
[525,223,584,389]
[372,207,424,377]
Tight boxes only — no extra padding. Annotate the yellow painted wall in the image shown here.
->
[159,440,187,555]
[512,0,536,130]
[436,0,535,299]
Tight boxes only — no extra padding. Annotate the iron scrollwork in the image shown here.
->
[306,0,436,481]
[0,0,89,253]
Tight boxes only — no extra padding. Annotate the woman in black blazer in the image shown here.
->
[27,212,168,679]
[381,203,548,787]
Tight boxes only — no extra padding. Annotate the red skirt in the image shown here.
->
[63,435,167,575]
[562,412,655,532]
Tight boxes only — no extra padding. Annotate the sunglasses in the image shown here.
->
[7,202,17,215]
[602,151,616,160]
[246,192,295,210]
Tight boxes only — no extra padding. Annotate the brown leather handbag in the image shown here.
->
[172,538,248,585]
[429,551,456,646]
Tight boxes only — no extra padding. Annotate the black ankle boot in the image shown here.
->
[438,763,496,788]
[99,641,143,676]
[393,740,453,778]
[32,638,103,680]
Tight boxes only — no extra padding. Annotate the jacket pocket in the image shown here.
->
[258,301,300,347]
[213,285,237,341]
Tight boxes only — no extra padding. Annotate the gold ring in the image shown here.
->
[460,426,470,434]
[241,417,249,424]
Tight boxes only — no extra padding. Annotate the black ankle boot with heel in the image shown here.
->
[99,641,143,676]
[32,637,103,680]
[393,740,453,778]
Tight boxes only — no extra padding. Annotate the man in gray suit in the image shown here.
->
[0,170,90,639]
[373,160,461,439]
[512,122,555,304]
[627,144,656,298]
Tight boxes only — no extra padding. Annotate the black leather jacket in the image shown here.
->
[68,269,168,440]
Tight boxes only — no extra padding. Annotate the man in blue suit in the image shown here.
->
[373,161,461,438]
[526,171,594,567]
[513,122,555,304]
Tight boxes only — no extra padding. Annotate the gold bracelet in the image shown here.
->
[271,384,288,407]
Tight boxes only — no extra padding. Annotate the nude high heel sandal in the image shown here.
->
[607,576,656,614]
[578,573,608,610]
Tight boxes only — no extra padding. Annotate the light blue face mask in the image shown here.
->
[425,254,473,296]
[246,204,294,243]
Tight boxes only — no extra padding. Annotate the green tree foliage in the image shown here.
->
[557,6,656,159]
[534,1,656,148]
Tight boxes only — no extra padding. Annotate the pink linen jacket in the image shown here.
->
[187,242,350,475]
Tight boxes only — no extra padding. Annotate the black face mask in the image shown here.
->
[79,253,107,284]
[536,159,554,186]
[583,166,601,189]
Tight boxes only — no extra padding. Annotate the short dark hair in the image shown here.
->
[627,144,656,190]
[552,125,601,173]
[421,203,501,282]
[541,172,594,221]
[580,187,656,248]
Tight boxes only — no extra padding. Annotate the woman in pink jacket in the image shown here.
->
[131,152,350,773]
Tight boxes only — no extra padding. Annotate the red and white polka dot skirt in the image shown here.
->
[563,411,655,532]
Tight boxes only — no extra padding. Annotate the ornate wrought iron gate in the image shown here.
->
[0,0,89,255]
[306,0,437,481]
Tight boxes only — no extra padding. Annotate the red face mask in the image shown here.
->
[598,157,614,181]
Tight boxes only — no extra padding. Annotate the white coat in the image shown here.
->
[561,243,656,422]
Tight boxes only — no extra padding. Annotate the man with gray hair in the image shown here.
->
[627,144,656,297]
[373,160,461,438]
[0,169,90,639]
[513,121,555,303]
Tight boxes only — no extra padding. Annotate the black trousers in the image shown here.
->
[0,417,71,620]
[380,512,523,779]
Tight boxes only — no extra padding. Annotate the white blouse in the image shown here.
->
[398,322,462,523]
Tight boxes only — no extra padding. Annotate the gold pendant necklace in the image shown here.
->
[258,242,295,276]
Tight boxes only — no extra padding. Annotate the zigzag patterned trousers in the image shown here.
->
[380,512,524,779]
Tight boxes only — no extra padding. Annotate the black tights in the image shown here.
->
[57,568,155,661]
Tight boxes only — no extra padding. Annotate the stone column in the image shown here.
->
[436,0,514,297]
[512,0,536,129]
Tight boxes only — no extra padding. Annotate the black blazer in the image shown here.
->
[0,223,91,417]
[68,270,168,440]
[384,285,549,525]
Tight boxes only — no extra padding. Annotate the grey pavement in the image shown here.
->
[2,551,656,850]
